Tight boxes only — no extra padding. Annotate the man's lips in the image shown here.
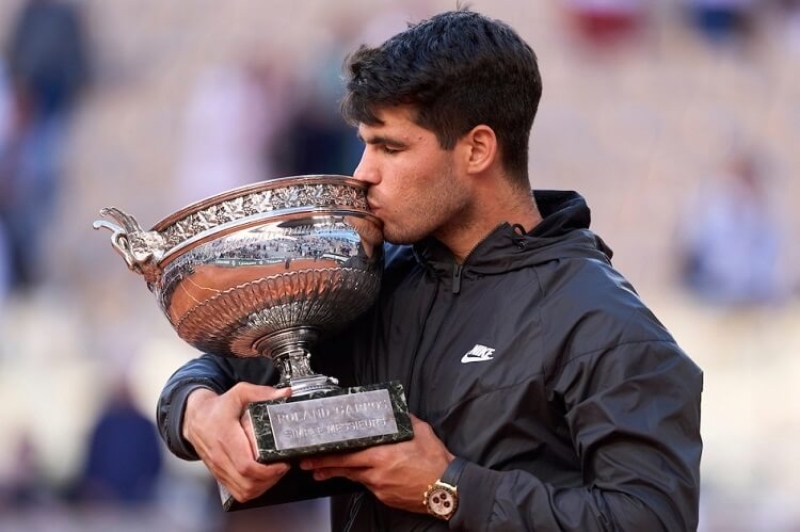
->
[366,200,385,230]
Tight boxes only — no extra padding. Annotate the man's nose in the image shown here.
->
[353,150,379,184]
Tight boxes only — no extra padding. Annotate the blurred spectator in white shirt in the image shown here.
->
[175,57,289,206]
[676,151,789,307]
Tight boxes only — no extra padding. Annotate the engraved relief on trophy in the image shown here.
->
[94,176,384,358]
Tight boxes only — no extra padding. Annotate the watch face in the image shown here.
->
[428,486,457,517]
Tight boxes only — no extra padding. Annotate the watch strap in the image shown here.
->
[440,456,468,487]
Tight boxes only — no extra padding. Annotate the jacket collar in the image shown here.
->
[412,190,613,278]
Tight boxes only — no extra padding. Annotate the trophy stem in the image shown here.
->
[254,327,339,397]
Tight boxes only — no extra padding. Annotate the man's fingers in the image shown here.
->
[214,461,291,502]
[300,447,374,471]
[312,466,368,483]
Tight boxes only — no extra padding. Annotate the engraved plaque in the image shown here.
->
[247,381,413,464]
[269,389,398,450]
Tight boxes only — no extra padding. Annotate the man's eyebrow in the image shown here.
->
[357,133,406,147]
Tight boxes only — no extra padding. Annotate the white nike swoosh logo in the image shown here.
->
[461,353,494,363]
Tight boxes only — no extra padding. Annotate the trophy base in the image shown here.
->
[245,381,413,464]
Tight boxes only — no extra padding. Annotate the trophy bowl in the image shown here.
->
[94,175,412,476]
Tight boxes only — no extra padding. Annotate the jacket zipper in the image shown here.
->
[406,275,439,413]
[451,222,507,295]
[452,264,462,294]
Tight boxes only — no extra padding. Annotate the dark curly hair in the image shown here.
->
[341,9,543,186]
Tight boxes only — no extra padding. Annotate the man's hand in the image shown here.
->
[183,382,292,502]
[299,415,454,513]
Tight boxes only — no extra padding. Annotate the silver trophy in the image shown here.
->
[94,175,412,490]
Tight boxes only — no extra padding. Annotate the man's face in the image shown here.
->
[353,106,470,245]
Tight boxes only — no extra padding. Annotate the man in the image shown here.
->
[2,0,91,290]
[157,9,703,531]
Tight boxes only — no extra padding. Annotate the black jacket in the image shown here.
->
[157,190,703,531]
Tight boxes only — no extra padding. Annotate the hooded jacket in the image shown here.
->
[157,190,703,531]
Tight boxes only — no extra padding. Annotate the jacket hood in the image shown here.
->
[413,190,614,278]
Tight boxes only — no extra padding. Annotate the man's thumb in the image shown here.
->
[230,382,291,408]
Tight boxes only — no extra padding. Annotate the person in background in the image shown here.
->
[1,0,90,291]
[563,0,648,49]
[0,60,12,305]
[676,151,787,307]
[175,57,288,205]
[77,378,163,506]
[157,9,703,531]
[683,0,757,46]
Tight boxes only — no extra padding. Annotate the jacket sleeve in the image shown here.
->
[156,353,276,460]
[449,340,703,531]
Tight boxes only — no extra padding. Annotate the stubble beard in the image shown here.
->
[381,222,422,246]
[380,162,468,246]
[384,191,470,247]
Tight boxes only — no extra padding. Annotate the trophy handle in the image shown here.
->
[92,207,166,284]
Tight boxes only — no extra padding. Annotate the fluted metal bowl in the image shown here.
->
[94,175,382,394]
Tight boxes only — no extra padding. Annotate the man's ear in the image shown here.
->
[460,125,498,175]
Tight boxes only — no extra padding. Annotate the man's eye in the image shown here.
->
[381,145,400,154]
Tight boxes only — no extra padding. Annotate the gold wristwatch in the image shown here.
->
[423,457,468,521]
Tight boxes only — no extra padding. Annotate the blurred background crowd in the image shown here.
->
[0,0,798,530]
